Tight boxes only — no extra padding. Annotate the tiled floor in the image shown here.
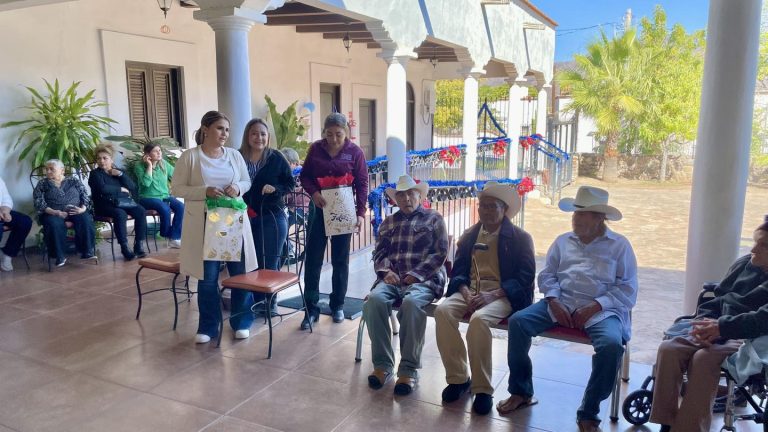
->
[0,246,764,432]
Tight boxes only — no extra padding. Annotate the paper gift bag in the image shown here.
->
[321,185,357,236]
[203,206,245,261]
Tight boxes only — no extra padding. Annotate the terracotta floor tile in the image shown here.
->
[201,416,280,432]
[74,393,220,432]
[0,303,38,325]
[0,373,138,432]
[4,287,97,313]
[0,350,71,400]
[150,355,288,414]
[0,314,91,353]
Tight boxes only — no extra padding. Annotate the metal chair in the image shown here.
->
[1,225,30,270]
[134,257,192,330]
[218,191,313,358]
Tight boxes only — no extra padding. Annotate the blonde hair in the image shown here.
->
[94,142,115,158]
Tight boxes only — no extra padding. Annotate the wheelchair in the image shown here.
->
[622,284,768,431]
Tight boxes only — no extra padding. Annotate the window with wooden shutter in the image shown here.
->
[125,61,185,145]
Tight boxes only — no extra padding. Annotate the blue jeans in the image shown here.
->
[140,197,183,240]
[506,299,624,422]
[250,209,288,311]
[197,257,254,337]
[0,210,33,257]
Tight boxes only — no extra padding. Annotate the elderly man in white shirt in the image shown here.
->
[496,186,638,432]
[0,177,33,271]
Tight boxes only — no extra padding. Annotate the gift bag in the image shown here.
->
[203,197,246,262]
[321,185,357,236]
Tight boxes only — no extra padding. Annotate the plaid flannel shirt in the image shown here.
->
[373,206,449,297]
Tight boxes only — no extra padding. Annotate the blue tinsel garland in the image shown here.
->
[367,178,522,236]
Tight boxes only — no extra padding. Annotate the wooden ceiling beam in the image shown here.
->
[295,23,368,33]
[266,15,356,26]
[321,31,373,39]
[264,3,328,15]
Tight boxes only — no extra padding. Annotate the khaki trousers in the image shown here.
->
[434,292,512,395]
[649,336,741,432]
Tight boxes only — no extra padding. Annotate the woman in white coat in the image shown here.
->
[172,110,258,344]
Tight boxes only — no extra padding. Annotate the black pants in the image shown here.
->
[96,205,147,246]
[302,207,352,314]
[40,213,95,259]
[0,210,33,257]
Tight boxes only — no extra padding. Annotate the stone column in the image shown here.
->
[195,9,262,148]
[506,79,527,178]
[535,84,550,137]
[462,69,483,180]
[683,0,762,314]
[381,53,412,180]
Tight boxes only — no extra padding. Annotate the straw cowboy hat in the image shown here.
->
[478,181,521,218]
[558,186,622,221]
[385,175,429,202]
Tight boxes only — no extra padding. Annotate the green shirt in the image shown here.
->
[134,159,174,199]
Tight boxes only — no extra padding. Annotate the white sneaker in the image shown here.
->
[0,251,12,271]
[194,334,211,344]
[169,239,182,249]
[234,329,250,339]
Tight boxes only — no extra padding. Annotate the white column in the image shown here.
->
[535,84,550,137]
[382,54,411,180]
[462,70,482,181]
[506,79,527,178]
[204,15,258,148]
[683,0,762,314]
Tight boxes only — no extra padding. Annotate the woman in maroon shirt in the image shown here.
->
[299,113,369,329]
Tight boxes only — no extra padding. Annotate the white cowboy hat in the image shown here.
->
[385,175,429,202]
[478,181,521,218]
[558,186,622,221]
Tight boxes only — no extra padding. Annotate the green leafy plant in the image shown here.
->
[265,95,310,158]
[105,135,179,180]
[1,79,116,170]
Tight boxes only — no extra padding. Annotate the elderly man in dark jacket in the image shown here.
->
[434,181,535,415]
[650,217,768,432]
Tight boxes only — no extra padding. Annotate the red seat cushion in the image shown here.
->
[138,257,180,274]
[222,270,299,294]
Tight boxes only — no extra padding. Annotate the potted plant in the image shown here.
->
[1,79,115,173]
[265,95,310,158]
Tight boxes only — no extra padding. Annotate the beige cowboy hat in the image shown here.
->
[558,185,622,221]
[478,181,521,218]
[385,175,429,202]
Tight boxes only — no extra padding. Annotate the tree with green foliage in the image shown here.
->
[557,29,646,182]
[634,6,705,181]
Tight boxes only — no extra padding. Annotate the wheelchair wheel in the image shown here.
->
[622,389,653,425]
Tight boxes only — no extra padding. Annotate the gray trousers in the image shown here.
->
[363,281,435,378]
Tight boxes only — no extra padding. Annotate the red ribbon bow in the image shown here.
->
[517,176,535,196]
[493,139,507,157]
[439,146,461,166]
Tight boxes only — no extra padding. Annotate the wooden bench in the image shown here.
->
[354,298,630,422]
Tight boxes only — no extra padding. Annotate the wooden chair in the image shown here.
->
[134,257,192,330]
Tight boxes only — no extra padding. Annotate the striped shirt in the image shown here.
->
[373,206,449,297]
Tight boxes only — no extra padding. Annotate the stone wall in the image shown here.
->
[577,153,693,181]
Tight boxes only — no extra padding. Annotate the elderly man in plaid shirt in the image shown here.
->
[364,175,449,396]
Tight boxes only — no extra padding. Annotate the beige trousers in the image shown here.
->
[649,336,741,432]
[434,292,512,395]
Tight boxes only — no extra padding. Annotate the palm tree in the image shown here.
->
[558,29,646,182]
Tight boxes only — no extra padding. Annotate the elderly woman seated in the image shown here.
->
[89,143,147,261]
[33,159,97,267]
[649,218,768,432]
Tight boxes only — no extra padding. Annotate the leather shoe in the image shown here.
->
[394,376,417,395]
[577,419,602,432]
[300,311,319,330]
[441,379,471,402]
[367,369,392,389]
[332,309,345,323]
[472,393,493,415]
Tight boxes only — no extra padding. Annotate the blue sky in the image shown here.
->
[531,1,710,62]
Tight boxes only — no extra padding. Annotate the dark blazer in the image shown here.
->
[88,167,137,213]
[447,217,536,312]
[242,149,295,214]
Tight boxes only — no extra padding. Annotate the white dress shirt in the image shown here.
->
[538,228,638,340]
[0,177,13,209]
